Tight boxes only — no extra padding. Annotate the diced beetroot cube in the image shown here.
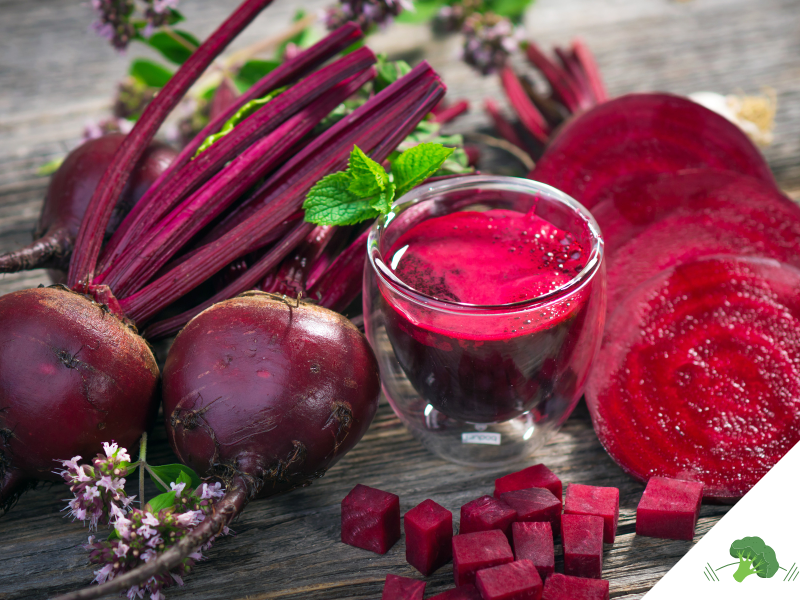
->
[404,499,453,575]
[341,484,400,554]
[541,573,609,600]
[564,484,620,543]
[512,521,554,580]
[500,488,562,535]
[381,574,425,600]
[460,495,517,538]
[452,530,514,587]
[494,464,562,502]
[636,477,704,541]
[427,585,482,600]
[476,559,544,600]
[561,514,604,579]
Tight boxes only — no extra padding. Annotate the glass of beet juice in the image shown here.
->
[363,176,606,466]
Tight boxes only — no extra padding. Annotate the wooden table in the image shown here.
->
[1,0,798,597]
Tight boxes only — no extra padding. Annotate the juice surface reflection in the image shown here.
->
[383,208,596,423]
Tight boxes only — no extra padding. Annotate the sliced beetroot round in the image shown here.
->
[529,94,776,208]
[587,256,800,500]
[598,170,800,307]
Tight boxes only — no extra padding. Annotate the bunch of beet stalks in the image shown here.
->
[1,0,444,593]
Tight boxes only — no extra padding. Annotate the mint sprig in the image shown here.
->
[303,143,454,226]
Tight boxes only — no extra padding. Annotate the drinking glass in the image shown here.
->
[363,175,606,466]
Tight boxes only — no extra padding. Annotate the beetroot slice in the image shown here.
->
[381,574,425,600]
[404,499,453,575]
[563,484,619,544]
[512,522,554,581]
[587,256,800,500]
[499,489,562,535]
[460,495,517,538]
[529,93,775,209]
[428,585,481,600]
[341,484,401,554]
[494,464,562,501]
[636,477,704,541]
[452,530,514,587]
[475,559,543,600]
[541,573,609,600]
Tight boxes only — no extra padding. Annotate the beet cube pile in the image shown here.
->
[341,464,704,598]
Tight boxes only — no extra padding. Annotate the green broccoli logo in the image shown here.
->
[729,536,780,582]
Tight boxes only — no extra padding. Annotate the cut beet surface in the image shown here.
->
[404,499,453,575]
[460,495,517,538]
[636,477,704,541]
[564,484,619,543]
[561,514,604,579]
[428,585,482,600]
[476,559,543,600]
[381,574,426,600]
[541,573,609,600]
[529,93,775,209]
[587,256,800,500]
[341,484,400,554]
[500,488,562,535]
[494,464,563,502]
[596,170,800,308]
[512,521,554,580]
[452,530,515,587]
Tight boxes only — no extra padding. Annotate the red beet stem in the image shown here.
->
[121,66,445,323]
[144,221,314,340]
[571,38,608,103]
[97,24,362,275]
[0,230,67,273]
[432,100,469,124]
[308,227,370,313]
[484,100,530,152]
[198,62,440,245]
[52,480,249,600]
[525,42,582,114]
[67,0,275,290]
[553,46,594,109]
[264,225,337,296]
[100,56,376,296]
[499,68,549,143]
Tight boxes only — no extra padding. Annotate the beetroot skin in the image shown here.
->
[494,464,562,502]
[342,484,401,554]
[0,286,159,509]
[636,477,704,541]
[563,484,619,544]
[587,256,800,500]
[0,134,175,275]
[381,574,425,600]
[530,93,775,209]
[404,498,453,575]
[163,292,381,498]
[541,573,609,600]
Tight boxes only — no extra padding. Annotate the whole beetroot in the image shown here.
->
[0,286,159,510]
[0,134,175,275]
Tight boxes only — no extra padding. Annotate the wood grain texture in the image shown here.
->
[2,0,798,597]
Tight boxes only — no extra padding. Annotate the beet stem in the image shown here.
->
[571,38,608,103]
[67,0,275,290]
[52,480,249,600]
[0,230,67,273]
[483,99,533,153]
[432,100,469,124]
[308,227,370,313]
[525,42,582,114]
[499,67,550,144]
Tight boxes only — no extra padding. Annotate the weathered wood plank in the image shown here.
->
[1,0,796,597]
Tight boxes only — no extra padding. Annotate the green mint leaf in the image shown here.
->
[303,172,381,225]
[148,464,202,493]
[369,182,397,214]
[486,0,535,21]
[395,0,447,24]
[146,30,199,65]
[392,142,455,197]
[194,87,285,158]
[234,59,280,90]
[348,146,389,197]
[108,528,121,541]
[166,9,185,25]
[36,157,64,176]
[129,58,174,89]
[146,490,177,514]
[374,55,413,93]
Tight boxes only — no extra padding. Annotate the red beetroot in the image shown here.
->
[452,530,514,587]
[342,484,401,554]
[587,256,800,500]
[512,522,554,581]
[460,495,517,538]
[561,514,604,579]
[382,574,425,600]
[499,488,562,535]
[636,477,704,541]
[494,464,562,502]
[0,134,175,275]
[475,560,543,600]
[530,93,776,209]
[404,499,453,575]
[541,573,609,600]
[564,484,619,543]
[0,286,158,509]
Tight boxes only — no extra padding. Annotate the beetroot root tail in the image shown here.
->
[52,479,249,600]
[0,230,68,273]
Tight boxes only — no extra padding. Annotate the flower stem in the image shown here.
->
[138,433,147,506]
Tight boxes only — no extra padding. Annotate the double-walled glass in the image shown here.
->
[364,175,606,466]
